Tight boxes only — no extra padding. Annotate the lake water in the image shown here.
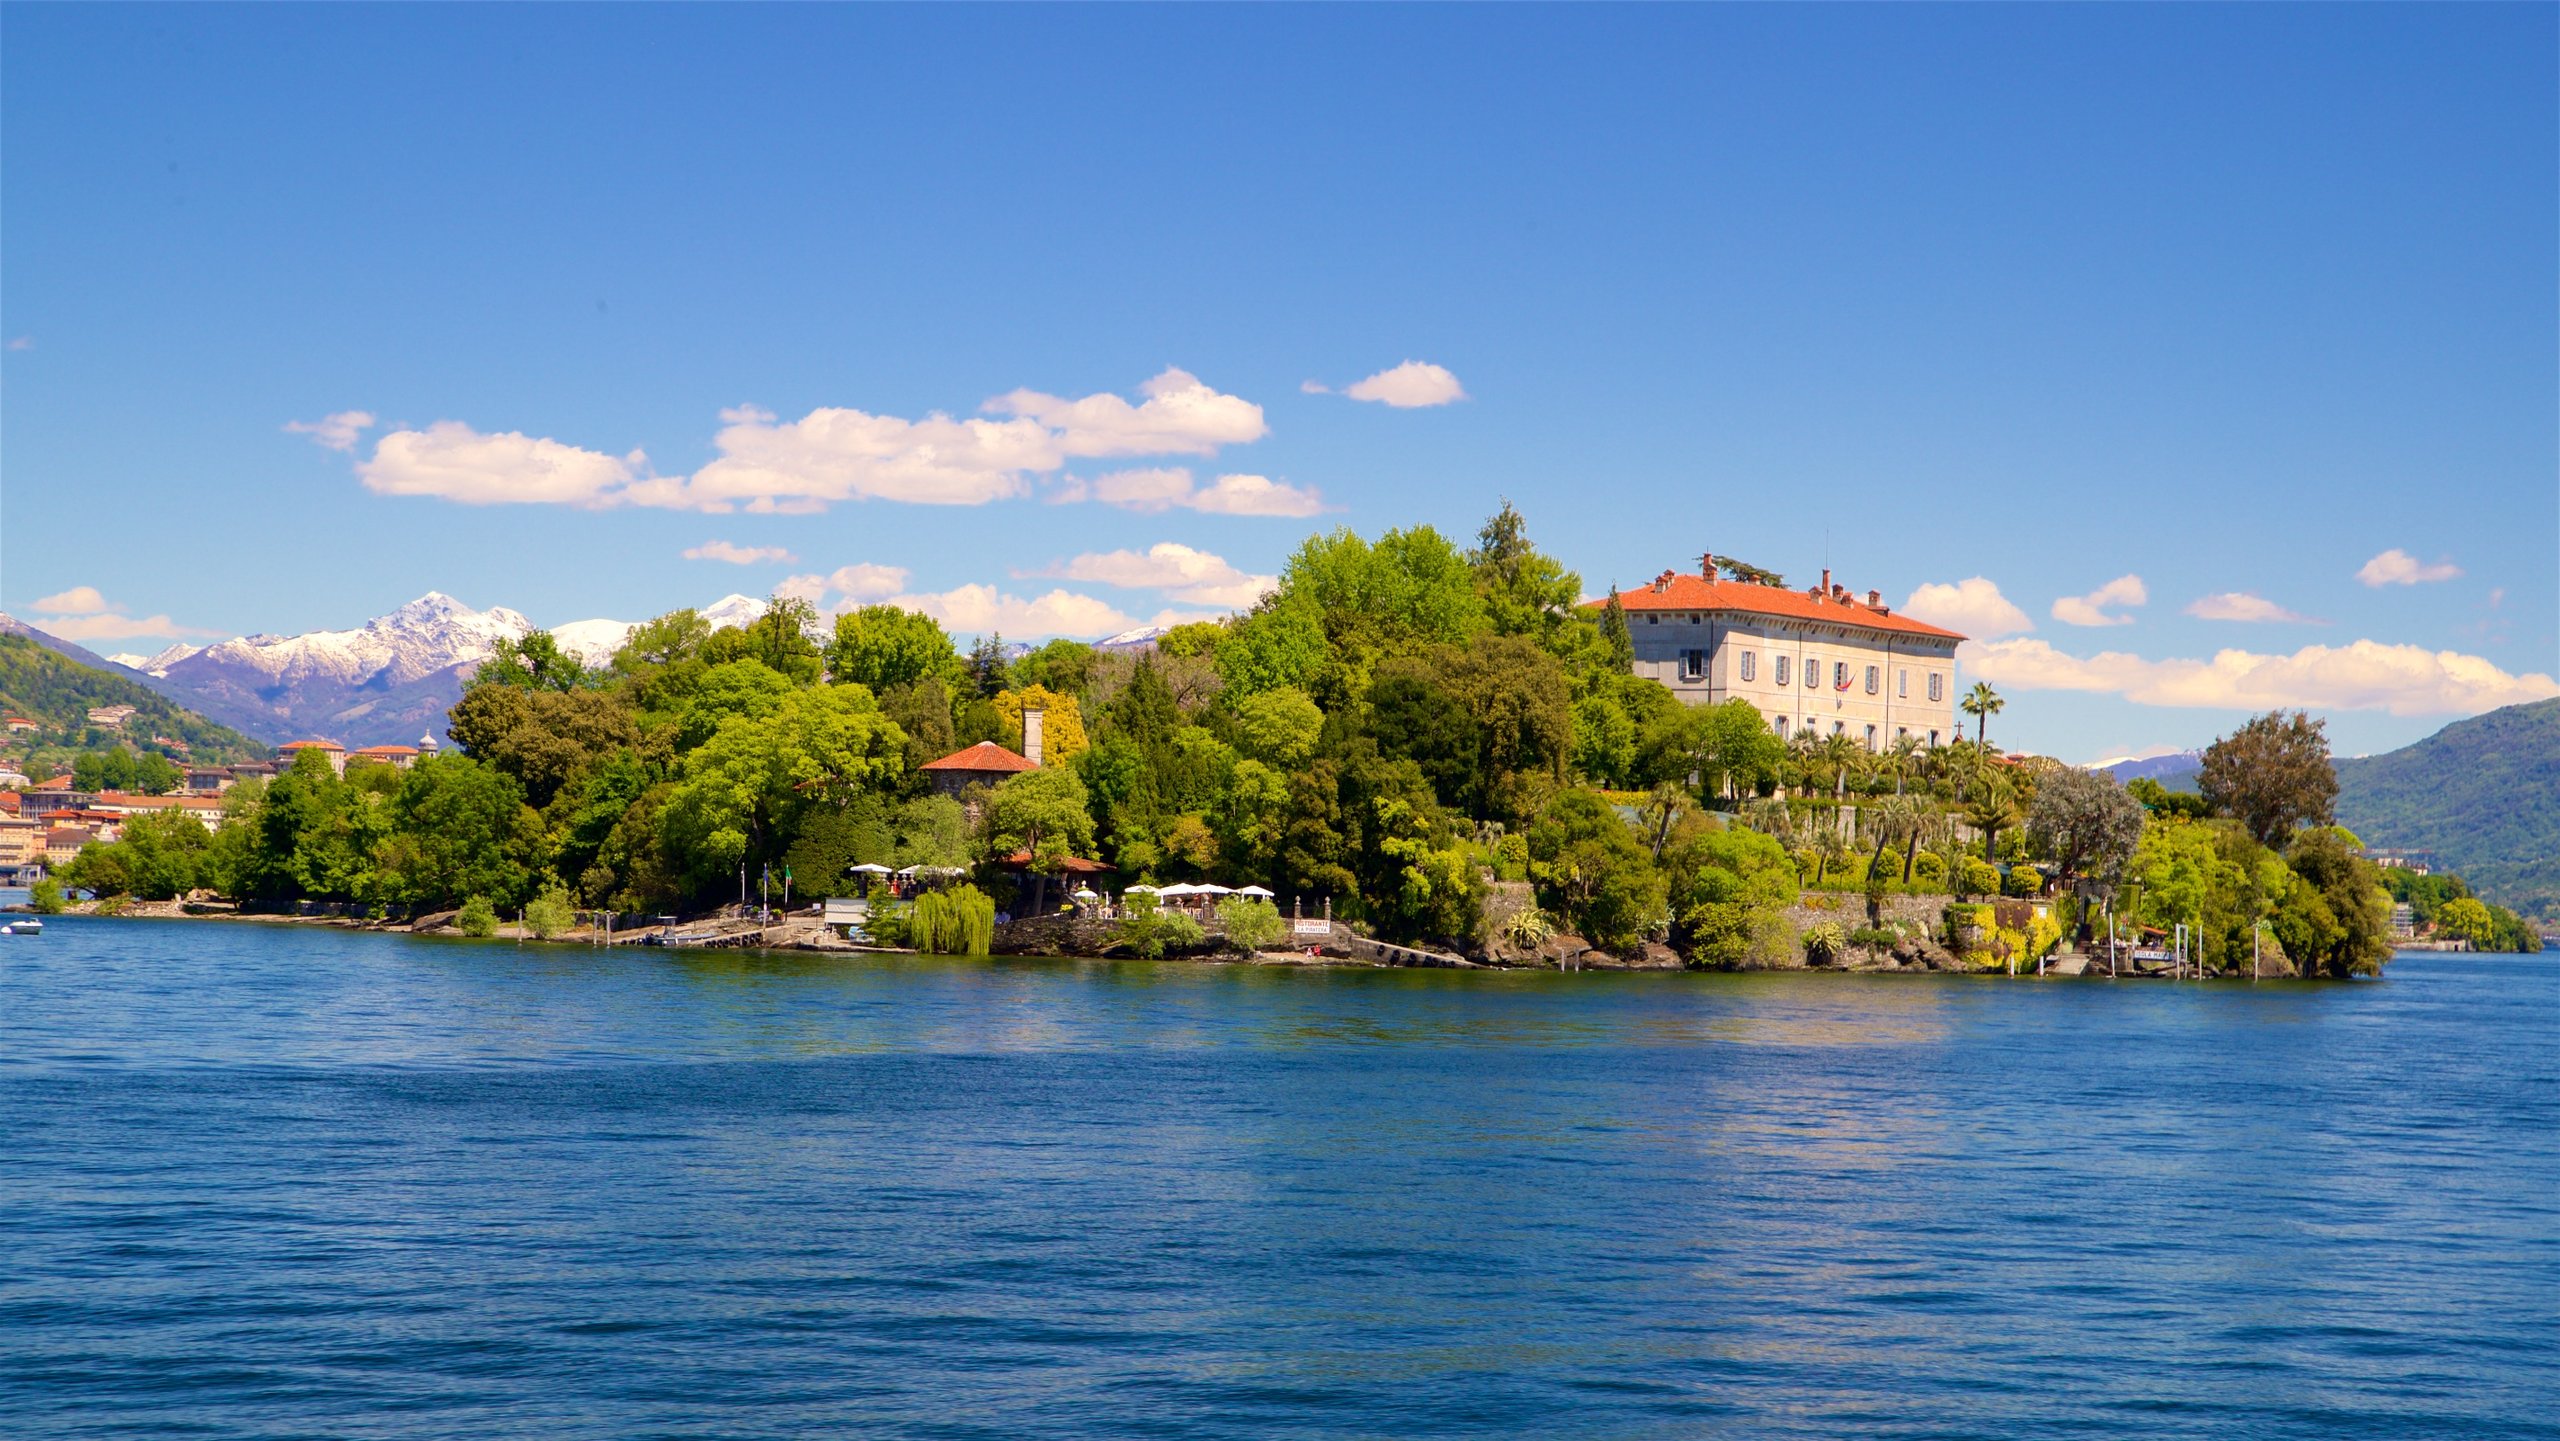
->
[4,918,2553,1439]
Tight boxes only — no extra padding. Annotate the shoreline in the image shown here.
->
[7,901,2431,980]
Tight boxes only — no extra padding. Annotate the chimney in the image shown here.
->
[1818,568,1832,599]
[1700,551,1716,579]
[1866,589,1881,608]
[1022,706,1045,767]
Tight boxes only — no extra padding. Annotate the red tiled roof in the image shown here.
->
[351,744,420,756]
[920,741,1038,774]
[1589,573,1966,641]
[279,738,345,752]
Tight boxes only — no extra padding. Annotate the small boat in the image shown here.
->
[0,918,38,935]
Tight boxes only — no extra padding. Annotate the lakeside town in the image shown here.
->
[11,510,2545,971]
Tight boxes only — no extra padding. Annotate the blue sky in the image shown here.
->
[4,4,2552,761]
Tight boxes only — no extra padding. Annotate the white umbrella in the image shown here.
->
[1125,883,1159,894]
[894,866,921,877]
[1157,882,1205,897]
[1196,884,1234,895]
[847,862,893,875]
[1234,885,1275,898]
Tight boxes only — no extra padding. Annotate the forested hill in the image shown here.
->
[0,630,269,763]
[2337,697,2560,924]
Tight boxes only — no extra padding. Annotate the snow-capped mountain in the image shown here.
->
[142,593,535,748]
[101,642,207,677]
[1095,623,1171,653]
[104,592,791,748]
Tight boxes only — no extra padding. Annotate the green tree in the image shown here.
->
[475,631,599,692]
[827,605,964,693]
[1469,500,1582,642]
[2199,710,2339,849]
[524,886,576,939]
[2024,766,2147,887]
[1215,895,1288,950]
[1225,686,1324,769]
[444,683,646,810]
[981,766,1097,871]
[375,754,540,912]
[1526,789,1668,953]
[1007,637,1099,696]
[662,685,908,886]
[701,597,824,684]
[455,895,499,937]
[2434,896,2496,948]
[1961,682,2005,748]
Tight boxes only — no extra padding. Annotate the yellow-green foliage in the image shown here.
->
[524,887,576,939]
[912,884,995,955]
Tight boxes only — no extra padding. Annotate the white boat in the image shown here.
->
[0,918,39,935]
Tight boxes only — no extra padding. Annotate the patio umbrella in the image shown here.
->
[1125,883,1159,894]
[1193,884,1234,896]
[846,862,893,875]
[1234,885,1275,898]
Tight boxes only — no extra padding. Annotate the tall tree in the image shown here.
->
[1960,682,2004,748]
[2024,766,2147,887]
[826,605,964,693]
[2198,710,2339,849]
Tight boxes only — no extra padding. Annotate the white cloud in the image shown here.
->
[774,563,913,609]
[284,410,377,453]
[1341,360,1468,408]
[1036,543,1276,609]
[359,422,643,506]
[6,336,32,352]
[31,585,111,615]
[987,367,1268,457]
[682,541,798,566]
[349,370,1274,516]
[2186,591,2320,624]
[1963,636,2559,717]
[1299,380,1331,395]
[1066,467,1326,518]
[1901,578,2034,639]
[2051,574,2146,627]
[2356,549,2462,587]
[21,586,219,643]
[890,584,1144,639]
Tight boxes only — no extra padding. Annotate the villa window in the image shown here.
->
[1865,725,1878,749]
[1739,651,1756,682]
[1646,614,1658,625]
[1864,665,1879,694]
[1834,661,1850,689]
[1898,668,1909,698]
[1804,656,1819,687]
[1929,729,1941,746]
[1772,716,1788,738]
[1775,655,1791,686]
[1928,672,1944,702]
[1682,649,1707,681]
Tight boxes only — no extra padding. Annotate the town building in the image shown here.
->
[5,716,41,734]
[1591,556,1966,749]
[89,792,232,831]
[349,744,422,771]
[277,739,349,775]
[85,704,139,729]
[0,817,41,871]
[918,708,1046,814]
[44,826,96,867]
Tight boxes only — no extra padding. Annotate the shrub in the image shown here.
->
[29,877,66,914]
[1500,904,1557,951]
[2001,865,2044,899]
[1913,850,1948,886]
[912,884,995,955]
[456,895,499,938]
[524,887,576,940]
[1848,925,1899,950]
[1957,858,2002,898]
[1215,896,1288,951]
[1803,920,1848,965]
[1113,896,1206,958]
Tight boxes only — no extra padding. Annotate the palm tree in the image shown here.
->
[1904,805,1955,884]
[1811,824,1852,885]
[1818,730,1864,805]
[1883,734,1922,795]
[1744,797,1797,849]
[1964,773,2022,876]
[1864,793,1923,884]
[1961,682,2005,750]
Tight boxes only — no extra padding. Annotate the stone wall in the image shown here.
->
[1783,890,1953,935]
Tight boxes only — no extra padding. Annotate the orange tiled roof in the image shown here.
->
[351,744,420,756]
[1590,572,1965,641]
[279,738,345,751]
[919,741,1038,774]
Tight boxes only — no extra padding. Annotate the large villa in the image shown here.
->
[1596,556,1966,750]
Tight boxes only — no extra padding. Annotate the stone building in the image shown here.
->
[1594,557,1966,749]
